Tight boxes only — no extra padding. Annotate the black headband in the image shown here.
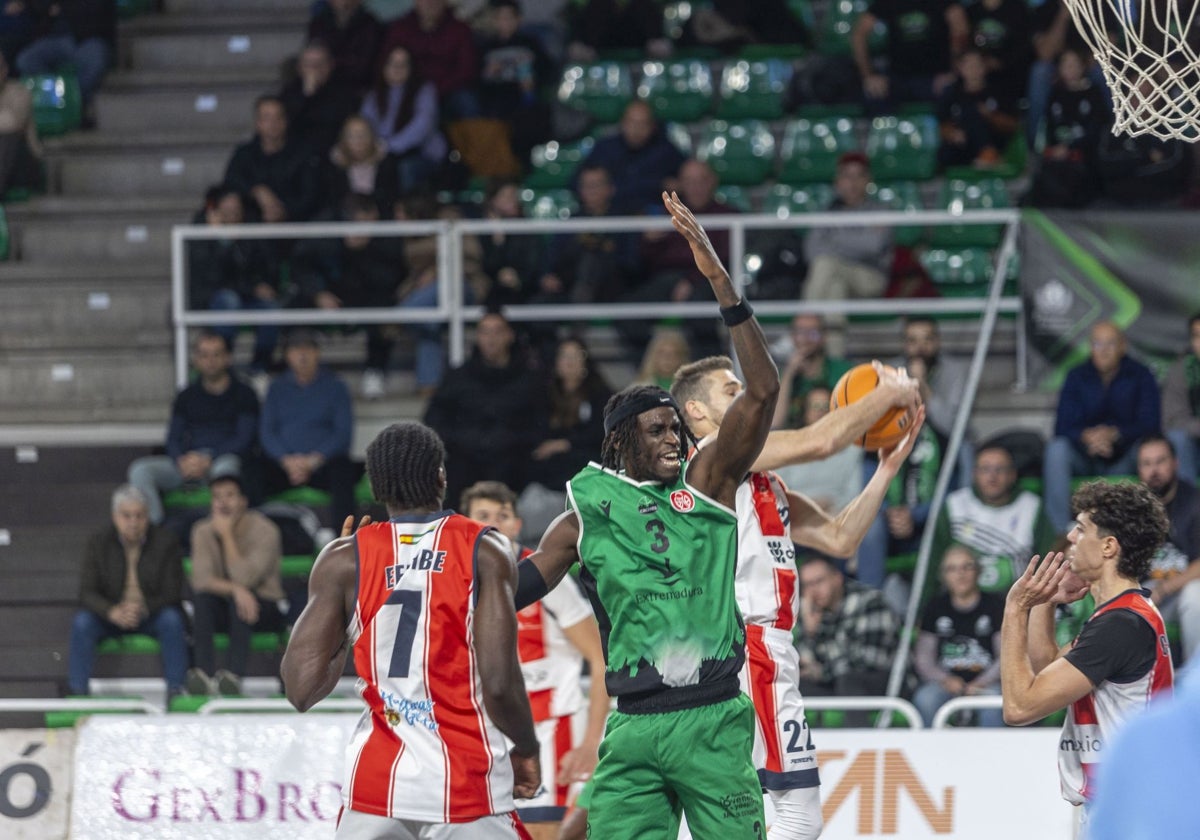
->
[603,390,681,435]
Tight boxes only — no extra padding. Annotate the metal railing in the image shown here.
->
[804,695,924,728]
[0,698,163,715]
[930,695,1005,730]
[196,697,364,715]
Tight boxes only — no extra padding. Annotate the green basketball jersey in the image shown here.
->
[566,461,745,700]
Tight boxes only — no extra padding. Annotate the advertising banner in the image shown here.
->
[0,728,76,840]
[69,715,1075,840]
[1021,210,1200,390]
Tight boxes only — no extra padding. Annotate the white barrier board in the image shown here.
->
[70,716,1075,840]
[0,728,76,840]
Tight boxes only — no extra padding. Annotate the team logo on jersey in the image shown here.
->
[766,537,794,565]
[644,555,681,586]
[385,548,446,588]
[379,689,438,731]
[638,496,658,515]
[669,490,695,512]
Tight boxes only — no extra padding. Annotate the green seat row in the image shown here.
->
[97,631,287,657]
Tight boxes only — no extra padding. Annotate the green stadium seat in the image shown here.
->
[116,0,153,17]
[638,59,713,123]
[665,121,693,155]
[866,115,939,181]
[524,137,594,189]
[162,485,213,510]
[696,119,776,186]
[355,473,376,506]
[97,632,286,656]
[267,486,332,507]
[520,187,579,220]
[788,0,818,31]
[716,59,792,121]
[23,71,83,136]
[777,117,857,184]
[868,180,924,246]
[762,182,835,217]
[821,0,886,55]
[0,205,8,261]
[943,132,1029,182]
[927,178,1009,247]
[557,62,633,124]
[919,247,996,296]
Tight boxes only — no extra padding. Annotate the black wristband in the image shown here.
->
[720,298,754,327]
[515,558,549,610]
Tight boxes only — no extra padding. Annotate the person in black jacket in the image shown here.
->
[307,0,384,93]
[423,310,541,505]
[280,40,359,158]
[66,485,188,698]
[223,95,322,223]
[17,0,115,107]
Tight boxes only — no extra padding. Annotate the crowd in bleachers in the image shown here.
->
[21,1,1200,740]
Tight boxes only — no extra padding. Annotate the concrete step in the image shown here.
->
[9,213,179,262]
[126,27,303,72]
[0,259,165,282]
[51,148,227,197]
[0,278,170,350]
[122,10,309,33]
[45,129,245,154]
[165,0,305,14]
[95,84,267,134]
[5,194,196,218]
[0,351,176,418]
[104,66,278,91]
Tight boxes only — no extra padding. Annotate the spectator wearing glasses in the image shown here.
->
[772,313,852,430]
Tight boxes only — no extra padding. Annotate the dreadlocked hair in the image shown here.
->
[365,422,446,510]
[600,385,697,472]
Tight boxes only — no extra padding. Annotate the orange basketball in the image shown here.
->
[829,363,912,451]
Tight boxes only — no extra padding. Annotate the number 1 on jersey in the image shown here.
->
[386,589,423,678]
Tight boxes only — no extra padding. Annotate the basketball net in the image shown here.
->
[1061,0,1200,140]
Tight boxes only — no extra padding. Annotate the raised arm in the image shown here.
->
[474,532,541,799]
[752,363,920,471]
[787,408,925,557]
[663,191,778,508]
[281,538,356,712]
[516,510,582,610]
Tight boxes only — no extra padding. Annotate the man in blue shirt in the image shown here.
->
[259,328,357,525]
[1043,321,1161,531]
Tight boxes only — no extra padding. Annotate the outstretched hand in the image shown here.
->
[878,405,926,470]
[662,190,727,283]
[1007,552,1076,611]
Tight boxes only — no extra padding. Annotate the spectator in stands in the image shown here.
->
[280,40,358,158]
[424,310,541,505]
[67,485,187,699]
[224,95,322,223]
[322,114,397,215]
[1043,320,1161,531]
[520,336,613,537]
[935,48,1019,168]
[478,0,554,163]
[0,50,41,196]
[17,0,115,113]
[565,0,669,63]
[634,326,690,390]
[289,194,406,400]
[796,555,900,726]
[186,474,286,697]
[1095,113,1192,207]
[576,99,686,215]
[929,443,1058,598]
[802,151,893,358]
[772,313,852,430]
[1136,435,1200,662]
[965,0,1032,107]
[307,0,384,93]
[856,421,942,599]
[480,179,544,308]
[379,0,480,120]
[912,544,1005,727]
[127,330,259,525]
[1028,47,1110,208]
[360,46,448,196]
[186,186,281,375]
[1026,0,1108,149]
[1163,313,1200,483]
[686,0,813,53]
[621,158,736,357]
[775,385,864,514]
[901,316,971,455]
[536,164,639,309]
[852,0,968,113]
[0,2,34,68]
[259,328,357,527]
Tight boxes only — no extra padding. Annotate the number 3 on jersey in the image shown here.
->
[386,589,423,678]
[645,519,670,554]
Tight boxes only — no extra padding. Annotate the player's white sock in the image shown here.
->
[767,786,823,840]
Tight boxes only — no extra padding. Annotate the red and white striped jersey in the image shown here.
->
[734,471,799,632]
[1059,590,1173,804]
[344,514,514,822]
[517,568,594,722]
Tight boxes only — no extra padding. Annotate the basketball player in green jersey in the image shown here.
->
[517,191,779,839]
